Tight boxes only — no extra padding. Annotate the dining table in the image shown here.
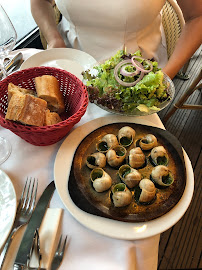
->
[0,48,194,270]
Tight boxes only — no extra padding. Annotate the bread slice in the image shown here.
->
[7,82,35,103]
[35,75,65,114]
[44,109,62,126]
[6,93,47,126]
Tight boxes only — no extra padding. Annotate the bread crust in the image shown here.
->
[8,82,35,103]
[44,109,62,126]
[35,75,65,113]
[6,94,47,126]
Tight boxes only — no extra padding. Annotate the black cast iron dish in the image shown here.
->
[68,123,186,222]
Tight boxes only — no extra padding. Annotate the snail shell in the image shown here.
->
[96,134,119,153]
[150,146,168,166]
[90,168,112,192]
[139,179,156,203]
[151,165,174,186]
[112,183,132,207]
[139,134,157,150]
[118,164,142,188]
[86,152,106,169]
[129,147,146,168]
[118,126,136,147]
[106,145,127,167]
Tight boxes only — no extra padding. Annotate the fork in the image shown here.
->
[50,235,69,270]
[24,234,69,270]
[0,177,38,269]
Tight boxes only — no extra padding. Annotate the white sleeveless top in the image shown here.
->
[55,0,167,67]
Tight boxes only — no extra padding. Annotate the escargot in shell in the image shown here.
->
[118,126,136,147]
[128,147,146,168]
[150,146,168,166]
[139,134,157,151]
[111,183,132,207]
[90,168,112,192]
[118,164,142,188]
[96,134,119,153]
[151,165,174,187]
[137,179,156,203]
[86,152,106,169]
[106,145,127,167]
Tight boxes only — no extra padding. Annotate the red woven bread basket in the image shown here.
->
[0,66,88,146]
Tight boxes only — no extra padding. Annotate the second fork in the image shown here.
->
[0,177,38,269]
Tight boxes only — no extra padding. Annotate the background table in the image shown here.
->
[0,48,194,270]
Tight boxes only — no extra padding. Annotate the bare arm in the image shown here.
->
[162,0,202,79]
[30,0,66,48]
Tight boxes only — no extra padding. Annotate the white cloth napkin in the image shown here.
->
[130,234,160,270]
[2,208,62,270]
[29,208,63,269]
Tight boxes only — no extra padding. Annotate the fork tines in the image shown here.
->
[56,235,68,256]
[19,177,38,213]
[51,235,69,270]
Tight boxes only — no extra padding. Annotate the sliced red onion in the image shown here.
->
[131,56,153,73]
[120,64,140,77]
[114,62,144,87]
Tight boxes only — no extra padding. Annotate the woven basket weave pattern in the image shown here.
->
[0,67,88,146]
[162,1,183,59]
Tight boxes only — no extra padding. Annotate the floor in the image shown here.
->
[157,46,202,269]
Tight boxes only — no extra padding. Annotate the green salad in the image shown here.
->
[82,50,170,114]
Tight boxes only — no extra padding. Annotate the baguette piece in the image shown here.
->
[6,93,47,126]
[7,82,35,103]
[44,109,62,126]
[35,75,65,114]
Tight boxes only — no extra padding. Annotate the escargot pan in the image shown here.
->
[68,122,186,222]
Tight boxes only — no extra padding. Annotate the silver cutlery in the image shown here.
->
[0,52,23,79]
[13,181,55,270]
[24,234,69,270]
[50,235,69,270]
[0,177,38,269]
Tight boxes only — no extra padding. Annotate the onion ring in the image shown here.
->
[131,56,153,73]
[120,64,140,77]
[114,60,144,87]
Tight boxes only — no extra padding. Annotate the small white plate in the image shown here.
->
[20,48,97,80]
[54,115,194,240]
[0,170,17,248]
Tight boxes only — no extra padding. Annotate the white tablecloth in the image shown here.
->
[0,49,189,270]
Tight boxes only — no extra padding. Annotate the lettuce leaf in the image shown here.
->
[82,50,169,113]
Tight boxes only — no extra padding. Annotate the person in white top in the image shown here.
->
[30,0,201,79]
[54,0,167,67]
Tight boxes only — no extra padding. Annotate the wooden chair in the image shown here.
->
[163,67,202,122]
[161,0,191,80]
[162,0,185,60]
[162,0,202,122]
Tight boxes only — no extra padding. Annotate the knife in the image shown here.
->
[5,52,23,72]
[13,181,55,270]
[0,52,23,79]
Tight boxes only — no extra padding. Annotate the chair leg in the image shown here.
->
[163,69,202,123]
[163,105,178,123]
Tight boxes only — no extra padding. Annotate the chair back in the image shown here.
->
[162,0,185,59]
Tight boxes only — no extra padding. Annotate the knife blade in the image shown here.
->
[0,52,23,79]
[13,181,55,270]
[5,52,23,72]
